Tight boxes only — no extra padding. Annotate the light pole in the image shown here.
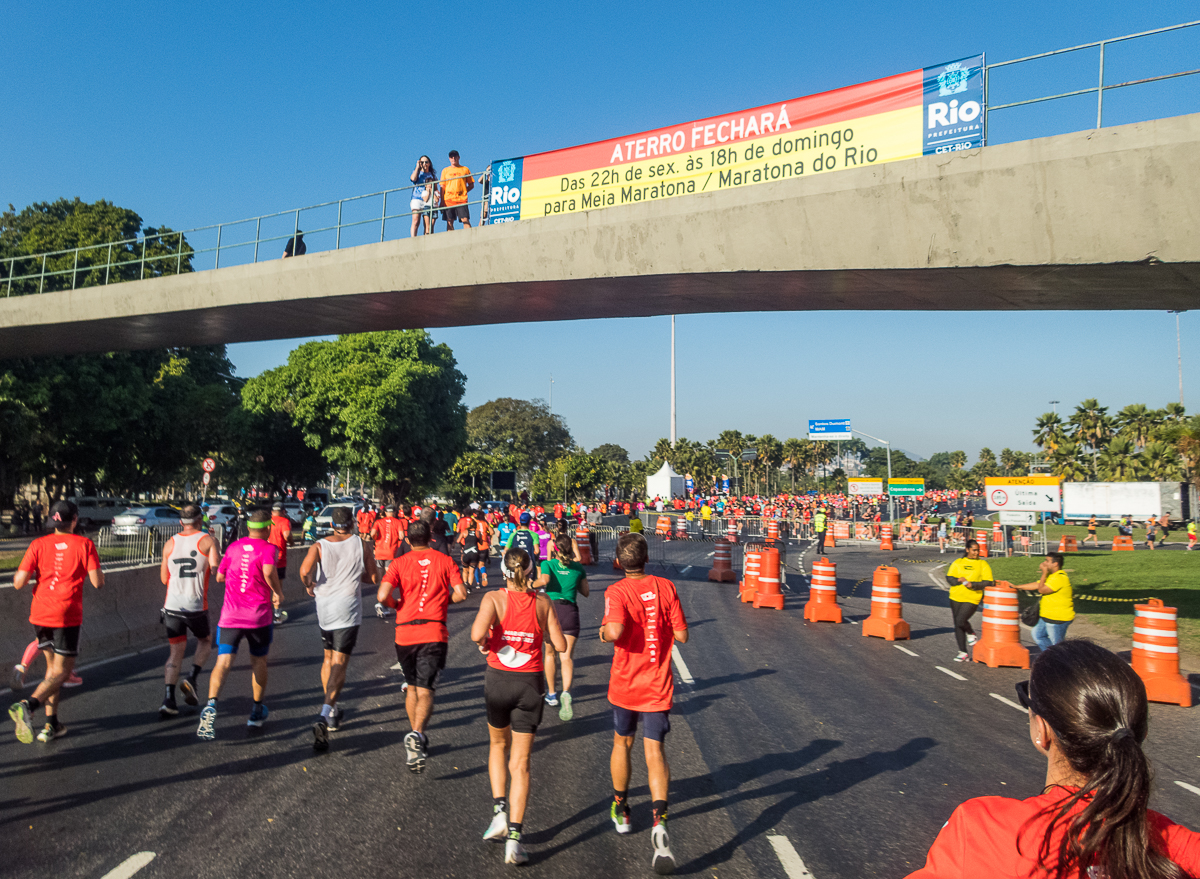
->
[1049,400,1059,415]
[549,374,554,412]
[1170,310,1185,405]
[670,315,676,447]
[853,429,894,525]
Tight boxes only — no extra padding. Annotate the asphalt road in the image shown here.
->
[2,542,1198,879]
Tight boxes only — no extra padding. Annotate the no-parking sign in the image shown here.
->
[985,476,1060,512]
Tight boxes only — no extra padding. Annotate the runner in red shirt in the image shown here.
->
[268,503,292,622]
[377,519,466,773]
[9,500,103,744]
[600,532,688,874]
[370,505,404,576]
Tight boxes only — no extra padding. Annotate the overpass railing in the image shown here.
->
[3,20,1198,299]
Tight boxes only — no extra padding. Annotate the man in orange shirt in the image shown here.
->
[357,503,376,538]
[269,504,292,623]
[599,532,688,874]
[377,520,466,772]
[439,150,474,230]
[9,500,104,743]
[370,505,404,576]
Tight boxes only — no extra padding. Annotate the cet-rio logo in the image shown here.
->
[497,161,516,184]
[938,62,970,96]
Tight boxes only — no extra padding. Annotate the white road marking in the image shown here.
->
[101,852,156,879]
[680,566,694,576]
[990,693,1027,713]
[1176,780,1200,797]
[671,645,695,685]
[767,834,815,878]
[389,661,402,670]
[936,666,967,681]
[894,645,919,657]
[927,571,949,591]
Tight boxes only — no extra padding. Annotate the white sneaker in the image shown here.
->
[544,692,559,707]
[651,821,676,874]
[966,633,978,646]
[483,810,508,841]
[954,651,970,662]
[504,838,529,865]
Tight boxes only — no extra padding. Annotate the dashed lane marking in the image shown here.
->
[671,645,695,686]
[680,566,694,576]
[767,834,815,878]
[936,666,968,681]
[990,693,1027,713]
[894,645,919,657]
[101,852,156,879]
[1176,781,1200,797]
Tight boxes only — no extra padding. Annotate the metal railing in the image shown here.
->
[3,21,1197,299]
[93,523,227,568]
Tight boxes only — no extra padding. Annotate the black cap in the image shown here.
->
[448,150,459,158]
[49,500,78,526]
[332,507,354,528]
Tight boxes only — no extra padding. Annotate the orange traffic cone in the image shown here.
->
[879,523,894,552]
[1132,599,1192,706]
[975,529,990,558]
[804,557,842,623]
[575,523,593,565]
[972,582,1029,669]
[752,548,784,610]
[740,550,761,604]
[726,521,738,544]
[861,566,910,640]
[707,538,736,583]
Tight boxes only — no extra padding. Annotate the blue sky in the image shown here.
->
[4,2,1199,461]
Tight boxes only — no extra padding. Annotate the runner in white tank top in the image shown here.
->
[158,504,221,718]
[299,506,378,751]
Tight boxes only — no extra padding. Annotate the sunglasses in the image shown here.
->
[1015,680,1032,710]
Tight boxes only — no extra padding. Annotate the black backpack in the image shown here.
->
[511,528,539,563]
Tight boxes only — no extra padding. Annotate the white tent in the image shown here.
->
[646,461,685,500]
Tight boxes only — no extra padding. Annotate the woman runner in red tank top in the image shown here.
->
[470,548,566,866]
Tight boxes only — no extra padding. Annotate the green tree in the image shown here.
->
[591,443,629,464]
[0,374,37,508]
[949,450,967,470]
[530,452,609,502]
[1115,403,1160,449]
[1096,436,1145,481]
[466,398,572,480]
[1068,399,1113,475]
[1,198,192,294]
[1032,413,1066,452]
[1141,441,1182,481]
[242,331,467,503]
[1050,441,1090,482]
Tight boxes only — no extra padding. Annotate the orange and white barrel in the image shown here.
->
[862,565,910,641]
[752,548,784,610]
[1132,600,1192,706]
[740,550,761,604]
[803,557,842,623]
[575,523,593,565]
[972,582,1029,669]
[879,523,894,551]
[708,538,736,583]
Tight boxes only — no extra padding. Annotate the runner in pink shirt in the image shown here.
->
[196,509,283,740]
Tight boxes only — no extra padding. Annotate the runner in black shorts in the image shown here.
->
[471,548,566,865]
[535,525,589,720]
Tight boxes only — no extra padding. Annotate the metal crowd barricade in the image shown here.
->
[95,523,183,569]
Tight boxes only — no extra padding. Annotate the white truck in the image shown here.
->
[1060,481,1197,526]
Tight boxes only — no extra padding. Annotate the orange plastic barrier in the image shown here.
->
[575,524,593,565]
[1132,599,1192,706]
[862,566,910,641]
[854,523,872,539]
[726,521,738,544]
[675,516,687,539]
[1112,535,1135,551]
[1057,535,1079,552]
[753,548,784,610]
[766,520,779,542]
[833,521,850,539]
[975,529,990,558]
[992,522,1003,546]
[879,523,894,551]
[804,557,842,623]
[656,515,672,539]
[972,582,1030,669]
[708,538,737,583]
[740,550,762,603]
[823,529,836,549]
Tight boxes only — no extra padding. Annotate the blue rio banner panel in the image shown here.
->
[487,157,524,224]
[922,55,985,155]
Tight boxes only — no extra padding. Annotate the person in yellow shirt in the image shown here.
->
[945,539,994,662]
[1013,553,1073,650]
[438,150,474,230]
[629,514,643,535]
[1188,520,1197,551]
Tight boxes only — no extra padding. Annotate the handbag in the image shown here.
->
[1020,602,1040,626]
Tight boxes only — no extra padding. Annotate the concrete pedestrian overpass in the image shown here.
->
[4,113,1200,357]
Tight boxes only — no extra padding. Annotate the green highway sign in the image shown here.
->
[888,478,925,496]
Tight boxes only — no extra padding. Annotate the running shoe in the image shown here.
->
[313,717,329,752]
[160,697,179,718]
[650,817,676,874]
[954,651,970,662]
[179,678,199,706]
[9,701,33,744]
[247,703,269,728]
[62,672,83,688]
[611,801,632,834]
[197,704,217,740]
[400,681,409,694]
[966,633,978,646]
[558,691,573,722]
[544,692,559,708]
[273,609,289,624]
[11,663,26,693]
[504,837,529,865]
[36,722,65,743]
[404,731,426,773]
[327,706,343,732]
[483,809,509,841]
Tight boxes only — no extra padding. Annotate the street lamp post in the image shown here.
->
[853,429,894,525]
[1169,310,1185,405]
[1049,400,1059,415]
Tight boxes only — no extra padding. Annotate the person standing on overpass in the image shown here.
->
[196,509,284,739]
[377,519,467,772]
[813,507,828,555]
[300,506,377,751]
[9,500,103,744]
[600,532,689,875]
[945,539,992,662]
[282,230,305,258]
[158,504,220,718]
[439,150,474,230]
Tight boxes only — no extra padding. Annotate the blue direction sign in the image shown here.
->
[808,419,852,441]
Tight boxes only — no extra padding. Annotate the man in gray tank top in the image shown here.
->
[299,506,378,751]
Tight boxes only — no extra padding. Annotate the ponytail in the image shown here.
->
[553,521,576,562]
[502,548,534,593]
[1023,640,1182,879]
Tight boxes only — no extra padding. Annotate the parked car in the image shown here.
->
[205,504,238,529]
[313,502,361,539]
[70,496,132,530]
[112,506,181,537]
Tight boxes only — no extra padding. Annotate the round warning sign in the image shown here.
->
[990,489,1008,507]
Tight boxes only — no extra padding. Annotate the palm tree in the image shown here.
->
[782,437,804,492]
[1050,442,1089,482]
[1116,403,1159,449]
[1142,441,1182,481]
[949,450,967,470]
[757,434,783,496]
[1068,399,1113,475]
[1162,402,1187,423]
[1096,436,1145,481]
[1032,412,1066,452]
